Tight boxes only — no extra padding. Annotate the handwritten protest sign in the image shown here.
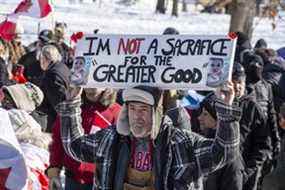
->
[71,34,237,90]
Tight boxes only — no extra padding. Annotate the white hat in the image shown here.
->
[3,83,44,113]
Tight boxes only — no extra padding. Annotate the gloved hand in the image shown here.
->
[49,176,63,190]
[46,167,62,190]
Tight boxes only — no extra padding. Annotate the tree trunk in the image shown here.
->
[156,0,166,14]
[182,0,188,12]
[172,0,179,16]
[229,0,256,39]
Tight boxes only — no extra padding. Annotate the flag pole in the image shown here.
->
[37,21,41,34]
[50,0,55,29]
[99,0,102,8]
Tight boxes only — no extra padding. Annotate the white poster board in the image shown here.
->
[72,34,237,90]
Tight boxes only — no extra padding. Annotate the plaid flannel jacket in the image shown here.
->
[56,98,241,190]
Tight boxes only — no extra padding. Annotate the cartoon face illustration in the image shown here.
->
[71,56,89,85]
[209,58,224,75]
[206,57,225,87]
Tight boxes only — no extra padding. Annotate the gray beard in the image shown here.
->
[130,125,150,139]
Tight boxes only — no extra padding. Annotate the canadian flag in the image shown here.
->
[90,111,111,134]
[13,0,52,18]
[0,0,52,41]
[0,18,17,41]
[0,108,28,190]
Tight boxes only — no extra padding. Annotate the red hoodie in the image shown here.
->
[49,102,121,184]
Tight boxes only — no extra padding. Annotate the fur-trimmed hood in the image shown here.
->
[116,104,191,140]
[116,103,163,140]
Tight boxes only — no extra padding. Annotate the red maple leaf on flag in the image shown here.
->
[0,20,17,41]
[0,167,12,189]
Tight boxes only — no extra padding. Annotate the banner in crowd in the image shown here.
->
[72,34,237,90]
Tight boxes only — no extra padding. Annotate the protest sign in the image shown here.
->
[72,34,236,90]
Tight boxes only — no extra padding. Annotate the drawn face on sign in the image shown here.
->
[71,56,89,85]
[206,58,225,87]
[210,58,224,74]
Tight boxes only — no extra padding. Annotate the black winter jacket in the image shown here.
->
[238,92,271,189]
[0,57,15,87]
[247,81,281,160]
[263,58,285,111]
[38,62,70,131]
[18,51,44,87]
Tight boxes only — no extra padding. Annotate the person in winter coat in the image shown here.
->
[0,57,14,88]
[242,50,281,185]
[55,80,241,190]
[0,82,51,190]
[230,62,271,190]
[0,82,46,135]
[37,44,70,132]
[53,22,74,69]
[201,63,271,190]
[0,39,15,87]
[1,82,44,113]
[7,32,26,66]
[201,98,244,190]
[11,64,27,83]
[46,88,121,190]
[256,48,285,112]
[18,29,54,87]
[262,103,285,190]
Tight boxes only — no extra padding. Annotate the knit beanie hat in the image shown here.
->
[200,93,217,120]
[38,29,53,44]
[3,82,44,113]
[163,27,180,35]
[254,38,267,49]
[117,86,163,139]
[243,53,264,67]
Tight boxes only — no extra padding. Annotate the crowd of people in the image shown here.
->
[0,22,285,190]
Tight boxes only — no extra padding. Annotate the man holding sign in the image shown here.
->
[55,34,241,190]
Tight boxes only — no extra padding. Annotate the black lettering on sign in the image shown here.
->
[161,67,202,83]
[83,37,111,56]
[83,37,98,56]
[211,39,230,56]
[147,39,158,55]
[161,38,175,56]
[124,56,147,65]
[154,56,173,66]
[96,38,111,55]
[160,38,230,56]
[93,64,156,83]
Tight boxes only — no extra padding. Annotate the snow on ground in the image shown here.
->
[0,0,284,49]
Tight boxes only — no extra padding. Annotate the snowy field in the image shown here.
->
[0,0,284,49]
